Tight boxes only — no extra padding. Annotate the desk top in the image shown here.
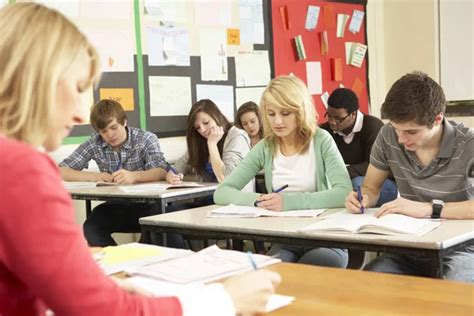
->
[139,205,474,250]
[264,262,474,315]
[67,181,218,199]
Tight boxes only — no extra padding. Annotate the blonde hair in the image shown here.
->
[260,75,318,154]
[0,3,100,147]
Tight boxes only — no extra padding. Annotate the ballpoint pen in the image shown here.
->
[254,184,289,206]
[246,251,258,270]
[357,185,365,214]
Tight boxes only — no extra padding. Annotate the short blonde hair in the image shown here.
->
[260,75,318,154]
[0,3,100,147]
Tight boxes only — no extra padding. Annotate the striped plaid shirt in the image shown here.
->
[59,127,168,173]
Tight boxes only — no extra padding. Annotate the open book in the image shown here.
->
[119,182,204,193]
[127,245,281,284]
[299,209,441,236]
[208,204,326,218]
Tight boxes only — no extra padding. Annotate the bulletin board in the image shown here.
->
[271,0,369,122]
[139,0,274,137]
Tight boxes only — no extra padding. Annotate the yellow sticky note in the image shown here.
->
[101,246,163,265]
[227,28,240,45]
[99,88,135,111]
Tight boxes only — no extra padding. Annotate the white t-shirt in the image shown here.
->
[272,139,316,192]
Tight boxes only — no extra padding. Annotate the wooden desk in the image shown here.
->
[139,205,474,278]
[67,182,218,217]
[264,263,474,315]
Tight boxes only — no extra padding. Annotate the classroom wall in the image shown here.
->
[367,0,473,127]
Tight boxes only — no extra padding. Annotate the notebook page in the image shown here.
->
[299,210,378,233]
[128,245,281,283]
[360,214,441,236]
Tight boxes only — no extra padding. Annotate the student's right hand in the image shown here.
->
[94,172,113,183]
[345,191,369,214]
[223,270,281,315]
[166,170,183,184]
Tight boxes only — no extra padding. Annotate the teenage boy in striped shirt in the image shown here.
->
[345,71,473,282]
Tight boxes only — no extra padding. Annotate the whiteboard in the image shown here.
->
[439,0,474,101]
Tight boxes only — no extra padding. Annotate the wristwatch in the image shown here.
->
[431,199,444,219]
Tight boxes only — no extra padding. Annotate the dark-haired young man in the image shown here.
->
[59,99,169,246]
[321,88,397,205]
[345,71,474,282]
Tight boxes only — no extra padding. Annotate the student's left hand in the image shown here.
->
[374,197,432,218]
[256,193,283,211]
[207,125,224,145]
[111,169,136,184]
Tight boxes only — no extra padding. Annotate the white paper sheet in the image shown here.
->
[235,50,271,87]
[336,14,350,38]
[305,5,320,31]
[306,61,322,95]
[239,0,264,44]
[200,28,228,81]
[149,76,192,116]
[196,84,235,122]
[84,29,135,72]
[235,87,265,108]
[349,9,364,33]
[147,26,190,66]
[37,0,79,17]
[194,0,232,27]
[80,0,132,19]
[321,91,329,108]
[143,0,187,23]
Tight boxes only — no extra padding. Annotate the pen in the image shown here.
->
[274,184,289,193]
[167,163,178,175]
[246,251,258,270]
[254,184,289,206]
[357,185,365,214]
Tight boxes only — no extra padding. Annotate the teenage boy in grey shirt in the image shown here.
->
[345,71,473,282]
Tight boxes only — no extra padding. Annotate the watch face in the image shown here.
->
[432,199,444,206]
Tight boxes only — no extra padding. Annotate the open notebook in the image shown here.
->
[208,204,326,218]
[299,209,441,236]
[127,245,281,284]
[119,182,203,193]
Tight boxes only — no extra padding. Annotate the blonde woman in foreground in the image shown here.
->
[0,3,279,316]
[214,76,352,266]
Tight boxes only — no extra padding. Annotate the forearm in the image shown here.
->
[361,184,380,208]
[59,167,99,182]
[132,168,167,183]
[442,200,474,219]
[208,143,226,182]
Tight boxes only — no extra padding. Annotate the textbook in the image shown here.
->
[119,182,204,193]
[299,209,441,236]
[208,204,326,218]
[127,245,281,284]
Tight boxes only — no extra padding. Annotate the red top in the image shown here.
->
[0,137,182,316]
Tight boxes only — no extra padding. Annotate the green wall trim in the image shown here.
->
[134,0,147,131]
[62,136,89,145]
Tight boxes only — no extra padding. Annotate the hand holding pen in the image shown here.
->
[165,163,183,184]
[345,186,368,214]
[254,184,288,212]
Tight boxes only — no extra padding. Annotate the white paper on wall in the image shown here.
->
[149,76,192,117]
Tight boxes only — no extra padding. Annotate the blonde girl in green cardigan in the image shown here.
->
[214,75,352,266]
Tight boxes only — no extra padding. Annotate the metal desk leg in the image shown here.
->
[85,200,92,218]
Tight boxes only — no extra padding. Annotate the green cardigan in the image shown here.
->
[213,128,352,210]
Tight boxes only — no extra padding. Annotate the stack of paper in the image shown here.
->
[119,182,203,193]
[299,209,441,236]
[124,276,295,313]
[345,42,367,67]
[208,204,326,218]
[127,245,281,283]
[96,243,191,275]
